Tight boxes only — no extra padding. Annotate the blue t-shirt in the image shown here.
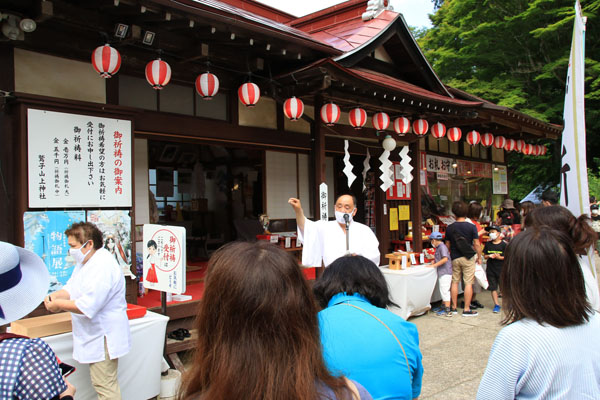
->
[318,293,423,400]
[445,221,478,260]
[317,380,373,399]
[434,242,452,276]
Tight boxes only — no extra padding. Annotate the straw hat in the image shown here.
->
[501,199,516,209]
[0,241,49,325]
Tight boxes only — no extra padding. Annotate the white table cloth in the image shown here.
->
[380,264,438,320]
[44,310,169,400]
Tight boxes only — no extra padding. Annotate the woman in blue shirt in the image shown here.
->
[313,256,424,400]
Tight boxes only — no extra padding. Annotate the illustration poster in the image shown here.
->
[142,224,186,294]
[24,211,85,293]
[87,210,135,279]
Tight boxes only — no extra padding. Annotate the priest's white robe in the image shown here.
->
[298,218,380,267]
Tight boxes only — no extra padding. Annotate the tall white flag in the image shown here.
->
[560,0,596,278]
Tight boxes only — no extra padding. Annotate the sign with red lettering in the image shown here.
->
[27,109,132,208]
[142,224,187,294]
[387,161,411,200]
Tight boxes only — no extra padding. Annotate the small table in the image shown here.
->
[379,264,438,319]
[44,311,169,400]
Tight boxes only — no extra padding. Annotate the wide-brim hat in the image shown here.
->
[501,199,515,209]
[485,225,501,232]
[0,241,49,325]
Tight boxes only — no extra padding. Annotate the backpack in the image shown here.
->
[454,234,476,259]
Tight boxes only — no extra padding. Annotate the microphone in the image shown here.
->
[343,213,350,225]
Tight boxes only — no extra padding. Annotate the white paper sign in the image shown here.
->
[285,237,291,248]
[143,224,186,294]
[409,253,417,265]
[270,235,279,244]
[319,182,328,221]
[401,255,407,269]
[28,109,132,208]
[405,241,412,252]
[419,253,424,264]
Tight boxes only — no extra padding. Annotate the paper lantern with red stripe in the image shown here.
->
[320,103,340,126]
[238,82,261,107]
[504,138,517,152]
[195,72,219,99]
[431,122,446,139]
[466,130,480,145]
[481,133,494,147]
[372,112,390,131]
[349,108,367,129]
[145,59,171,90]
[393,117,411,136]
[516,140,525,153]
[540,145,547,156]
[493,136,506,149]
[447,127,462,142]
[532,145,541,156]
[412,119,429,136]
[91,44,121,78]
[522,143,534,155]
[283,97,304,121]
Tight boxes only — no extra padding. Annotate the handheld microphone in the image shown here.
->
[343,213,350,223]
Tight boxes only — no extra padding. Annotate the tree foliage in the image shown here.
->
[419,0,600,200]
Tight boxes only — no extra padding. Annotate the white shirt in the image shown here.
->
[63,248,131,364]
[579,255,600,312]
[298,218,380,267]
[477,313,600,399]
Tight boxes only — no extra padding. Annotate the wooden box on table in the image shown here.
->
[11,312,72,338]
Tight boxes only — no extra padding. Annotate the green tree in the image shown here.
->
[419,0,600,199]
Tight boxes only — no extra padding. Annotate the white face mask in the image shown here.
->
[489,232,499,240]
[335,210,354,224]
[107,241,115,249]
[70,240,91,264]
[593,210,599,216]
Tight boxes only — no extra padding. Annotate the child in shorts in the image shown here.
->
[483,225,506,313]
[428,231,453,316]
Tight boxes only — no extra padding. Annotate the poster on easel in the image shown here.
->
[87,210,135,279]
[142,224,186,294]
[24,211,85,293]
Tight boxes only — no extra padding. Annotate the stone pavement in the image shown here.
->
[411,253,600,400]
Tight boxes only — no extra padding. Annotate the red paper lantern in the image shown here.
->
[283,96,304,121]
[393,117,411,136]
[238,82,261,107]
[412,119,429,136]
[447,127,462,142]
[540,145,547,156]
[431,122,446,139]
[493,136,506,149]
[516,139,525,153]
[145,59,171,90]
[372,112,390,131]
[195,72,219,99]
[504,138,517,152]
[320,103,340,126]
[92,44,121,78]
[481,133,494,147]
[349,108,367,129]
[466,130,480,145]
[522,143,534,155]
[532,145,540,156]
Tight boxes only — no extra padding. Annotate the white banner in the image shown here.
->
[425,154,456,174]
[492,165,508,194]
[28,109,132,208]
[560,0,589,217]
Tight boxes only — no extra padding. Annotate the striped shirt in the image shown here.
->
[477,312,600,399]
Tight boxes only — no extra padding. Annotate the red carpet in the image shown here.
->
[136,265,315,309]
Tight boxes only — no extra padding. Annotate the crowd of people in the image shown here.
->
[2,189,600,399]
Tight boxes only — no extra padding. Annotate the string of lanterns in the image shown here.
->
[91,43,548,157]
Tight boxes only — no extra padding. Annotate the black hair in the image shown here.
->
[541,189,558,205]
[312,255,397,309]
[501,227,591,327]
[334,193,357,208]
[451,201,468,218]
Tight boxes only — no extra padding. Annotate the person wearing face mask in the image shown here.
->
[288,194,380,268]
[482,226,506,313]
[591,204,600,254]
[44,222,130,400]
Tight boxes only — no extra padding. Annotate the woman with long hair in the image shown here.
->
[518,200,535,230]
[313,256,423,400]
[477,228,600,398]
[524,205,600,311]
[177,241,371,400]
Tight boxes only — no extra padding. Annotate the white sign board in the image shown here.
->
[28,109,132,208]
[319,182,328,221]
[143,224,186,294]
[492,165,508,194]
[425,154,456,174]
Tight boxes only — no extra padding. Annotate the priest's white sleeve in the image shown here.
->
[297,218,324,267]
[362,227,381,267]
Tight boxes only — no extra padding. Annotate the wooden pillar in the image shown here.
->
[374,148,389,265]
[0,45,15,243]
[311,95,325,218]
[410,141,423,252]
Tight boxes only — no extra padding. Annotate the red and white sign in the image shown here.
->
[143,224,187,294]
[457,160,492,178]
[386,161,411,200]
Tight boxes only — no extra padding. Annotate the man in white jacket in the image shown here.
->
[288,194,380,268]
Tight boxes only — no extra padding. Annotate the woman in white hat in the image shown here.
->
[0,241,76,399]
